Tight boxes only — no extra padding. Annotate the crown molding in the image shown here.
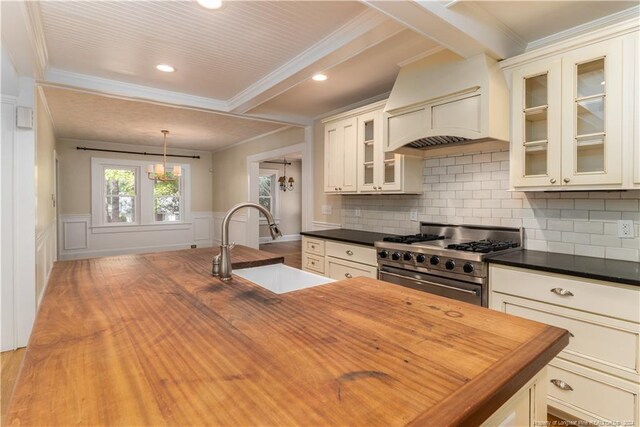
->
[36,85,58,134]
[526,6,640,52]
[315,91,390,122]
[210,125,294,154]
[227,9,401,114]
[23,1,49,79]
[501,12,640,69]
[44,68,230,111]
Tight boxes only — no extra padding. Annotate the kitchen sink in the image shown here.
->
[233,263,335,294]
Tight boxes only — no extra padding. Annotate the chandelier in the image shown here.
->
[278,158,294,192]
[146,130,181,182]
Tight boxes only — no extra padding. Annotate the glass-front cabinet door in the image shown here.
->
[357,108,402,193]
[357,111,378,193]
[561,38,623,186]
[511,60,562,187]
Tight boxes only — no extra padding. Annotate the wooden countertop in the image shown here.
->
[7,246,568,426]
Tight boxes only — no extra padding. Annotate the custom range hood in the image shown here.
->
[384,51,509,155]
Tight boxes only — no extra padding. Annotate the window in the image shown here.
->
[258,169,279,221]
[153,173,182,222]
[104,167,136,223]
[92,158,190,230]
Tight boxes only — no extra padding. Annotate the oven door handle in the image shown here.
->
[379,270,479,296]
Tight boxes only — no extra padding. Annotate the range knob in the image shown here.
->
[403,252,413,261]
[391,252,401,261]
[429,256,440,266]
[378,250,388,259]
[416,254,426,263]
[445,260,456,270]
[463,262,474,273]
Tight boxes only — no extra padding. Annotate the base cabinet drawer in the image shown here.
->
[547,360,639,424]
[490,265,640,323]
[302,252,324,274]
[492,292,640,382]
[303,237,325,256]
[326,241,377,266]
[326,257,377,281]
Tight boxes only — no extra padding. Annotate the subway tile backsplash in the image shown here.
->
[341,149,640,262]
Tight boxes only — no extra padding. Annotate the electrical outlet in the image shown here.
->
[322,204,332,215]
[617,220,634,238]
[410,209,418,222]
[190,244,197,249]
[355,208,361,217]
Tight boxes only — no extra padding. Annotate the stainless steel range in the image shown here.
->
[375,223,523,307]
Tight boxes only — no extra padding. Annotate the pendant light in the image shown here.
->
[146,130,181,182]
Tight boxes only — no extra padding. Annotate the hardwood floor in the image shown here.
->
[259,240,302,269]
[1,348,26,425]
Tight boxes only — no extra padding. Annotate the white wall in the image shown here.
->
[258,160,301,241]
[56,139,215,259]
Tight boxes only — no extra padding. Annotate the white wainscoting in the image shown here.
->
[59,212,214,260]
[36,220,56,307]
[311,221,341,231]
[212,212,247,246]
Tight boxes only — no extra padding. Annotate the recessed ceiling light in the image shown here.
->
[197,0,223,9]
[312,73,327,82]
[156,64,175,73]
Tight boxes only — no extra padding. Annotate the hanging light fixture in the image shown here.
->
[278,158,294,192]
[146,130,181,182]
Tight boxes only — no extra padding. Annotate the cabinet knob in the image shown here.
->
[334,187,338,191]
[550,178,557,184]
[346,250,354,256]
[550,379,573,391]
[563,178,570,183]
[345,273,353,279]
[550,287,574,297]
[338,187,342,191]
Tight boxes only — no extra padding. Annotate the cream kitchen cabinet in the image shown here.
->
[301,236,378,280]
[489,264,640,424]
[323,100,422,195]
[324,116,357,193]
[503,25,638,190]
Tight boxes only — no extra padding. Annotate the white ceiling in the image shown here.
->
[474,1,638,43]
[43,86,285,151]
[22,0,638,151]
[249,30,441,120]
[39,0,366,100]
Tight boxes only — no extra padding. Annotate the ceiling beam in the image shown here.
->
[228,9,404,114]
[361,0,526,59]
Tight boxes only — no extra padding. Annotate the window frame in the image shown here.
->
[258,168,280,224]
[91,157,191,232]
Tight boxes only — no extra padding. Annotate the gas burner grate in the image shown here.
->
[447,240,520,253]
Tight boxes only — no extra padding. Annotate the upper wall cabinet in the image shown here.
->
[502,22,639,191]
[323,100,422,195]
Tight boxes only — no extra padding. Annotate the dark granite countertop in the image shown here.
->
[488,250,640,286]
[300,229,397,247]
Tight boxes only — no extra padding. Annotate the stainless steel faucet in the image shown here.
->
[212,202,282,281]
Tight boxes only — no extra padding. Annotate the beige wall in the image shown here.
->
[211,126,305,212]
[36,90,56,235]
[312,118,343,226]
[258,160,301,237]
[56,139,213,214]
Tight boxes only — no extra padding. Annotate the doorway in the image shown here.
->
[246,139,312,249]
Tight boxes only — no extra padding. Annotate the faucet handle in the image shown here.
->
[228,242,236,250]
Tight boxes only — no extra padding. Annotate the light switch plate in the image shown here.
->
[321,204,332,215]
[355,208,361,217]
[617,220,634,238]
[410,209,418,222]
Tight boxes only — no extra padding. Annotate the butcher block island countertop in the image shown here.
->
[7,246,568,426]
